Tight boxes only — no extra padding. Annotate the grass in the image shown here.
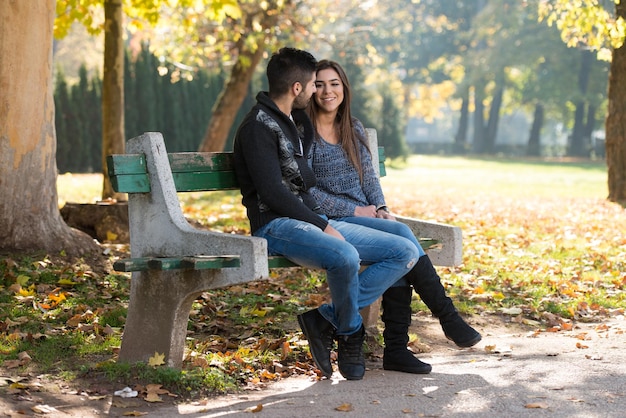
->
[2,154,623,397]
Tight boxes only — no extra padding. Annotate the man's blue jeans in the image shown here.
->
[336,216,427,287]
[254,217,419,336]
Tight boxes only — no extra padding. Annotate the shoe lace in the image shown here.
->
[339,333,363,359]
[322,327,335,351]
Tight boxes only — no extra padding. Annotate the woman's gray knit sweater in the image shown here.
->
[310,119,386,218]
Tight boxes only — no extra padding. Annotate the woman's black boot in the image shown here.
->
[382,286,432,374]
[408,256,482,348]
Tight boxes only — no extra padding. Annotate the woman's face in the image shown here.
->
[314,68,344,114]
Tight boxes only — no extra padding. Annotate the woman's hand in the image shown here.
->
[354,205,377,218]
[376,208,396,221]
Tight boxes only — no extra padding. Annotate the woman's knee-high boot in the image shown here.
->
[381,286,432,374]
[408,255,481,348]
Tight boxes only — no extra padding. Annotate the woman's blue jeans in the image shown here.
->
[254,217,419,336]
[336,216,426,287]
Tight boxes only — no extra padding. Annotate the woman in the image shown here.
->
[307,60,481,375]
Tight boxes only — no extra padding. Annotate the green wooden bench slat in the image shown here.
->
[110,173,151,193]
[171,172,239,191]
[377,147,386,177]
[419,238,438,250]
[168,152,234,172]
[268,256,298,268]
[180,256,240,269]
[113,256,241,272]
[113,258,151,272]
[106,154,147,175]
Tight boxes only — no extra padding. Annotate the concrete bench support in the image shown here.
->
[119,133,269,368]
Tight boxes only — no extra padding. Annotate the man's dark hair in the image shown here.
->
[267,47,317,98]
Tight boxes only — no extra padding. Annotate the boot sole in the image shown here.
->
[383,363,432,374]
[447,333,482,348]
[297,314,333,378]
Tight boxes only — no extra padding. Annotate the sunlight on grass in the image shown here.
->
[57,173,103,207]
[383,155,608,201]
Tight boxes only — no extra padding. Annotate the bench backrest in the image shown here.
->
[107,130,386,194]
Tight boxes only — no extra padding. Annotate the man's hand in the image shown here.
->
[324,224,345,240]
[354,205,377,218]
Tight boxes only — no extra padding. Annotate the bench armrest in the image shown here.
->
[395,216,462,267]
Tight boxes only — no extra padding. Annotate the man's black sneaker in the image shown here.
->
[297,309,335,378]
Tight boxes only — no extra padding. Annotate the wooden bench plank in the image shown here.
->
[113,256,241,272]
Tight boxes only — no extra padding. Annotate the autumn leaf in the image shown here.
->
[280,341,291,360]
[58,278,77,286]
[335,403,353,412]
[15,275,29,286]
[123,412,148,417]
[525,402,549,409]
[245,404,263,413]
[148,352,166,367]
[31,405,61,414]
[144,391,163,402]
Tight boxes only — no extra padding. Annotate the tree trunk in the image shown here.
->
[472,84,486,153]
[568,50,593,157]
[606,2,626,203]
[484,84,503,154]
[0,0,98,255]
[453,88,469,154]
[527,103,544,157]
[101,0,126,200]
[198,37,267,152]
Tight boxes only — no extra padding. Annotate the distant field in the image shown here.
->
[57,155,608,208]
[382,155,607,200]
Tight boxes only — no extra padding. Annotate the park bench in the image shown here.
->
[106,130,462,368]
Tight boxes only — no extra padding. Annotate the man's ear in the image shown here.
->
[293,81,302,95]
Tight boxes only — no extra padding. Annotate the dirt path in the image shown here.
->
[2,313,626,417]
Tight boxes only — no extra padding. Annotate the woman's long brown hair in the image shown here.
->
[307,60,370,183]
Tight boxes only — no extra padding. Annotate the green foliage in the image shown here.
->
[98,360,238,395]
[54,0,219,38]
[54,45,254,172]
[378,85,408,160]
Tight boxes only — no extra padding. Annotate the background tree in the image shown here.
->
[0,0,97,255]
[55,0,240,197]
[539,0,626,202]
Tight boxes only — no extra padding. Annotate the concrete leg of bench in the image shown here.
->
[118,269,246,369]
[117,132,273,368]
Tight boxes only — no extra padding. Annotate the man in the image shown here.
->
[233,47,420,380]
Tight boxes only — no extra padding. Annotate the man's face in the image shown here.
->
[292,72,317,110]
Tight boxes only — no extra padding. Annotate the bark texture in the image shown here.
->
[101,0,126,200]
[606,2,626,203]
[198,38,267,152]
[0,0,98,255]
